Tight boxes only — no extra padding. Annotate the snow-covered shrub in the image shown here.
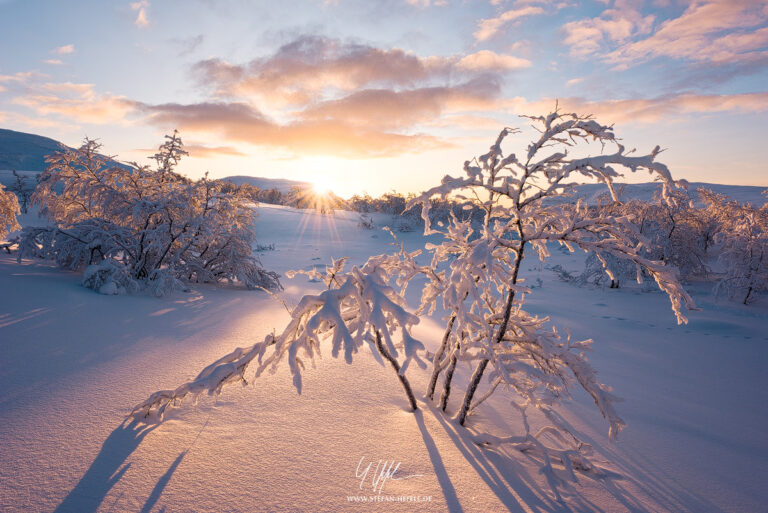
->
[0,183,21,240]
[578,189,709,287]
[133,109,694,484]
[412,111,693,430]
[20,132,280,295]
[701,188,768,304]
[132,255,427,419]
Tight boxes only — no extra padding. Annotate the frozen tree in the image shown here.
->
[20,134,280,295]
[7,170,35,214]
[132,254,427,419]
[132,109,695,484]
[578,188,710,287]
[0,182,20,240]
[701,189,768,304]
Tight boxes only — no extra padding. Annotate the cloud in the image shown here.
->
[193,35,452,107]
[299,78,501,130]
[53,44,75,55]
[562,0,654,57]
[456,50,531,71]
[139,101,451,158]
[563,0,768,69]
[608,1,768,66]
[11,82,138,124]
[43,59,64,66]
[474,5,546,41]
[133,143,246,159]
[130,0,150,28]
[170,34,204,57]
[507,91,768,123]
[193,35,527,112]
[565,77,584,87]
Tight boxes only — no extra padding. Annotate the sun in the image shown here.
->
[311,175,335,196]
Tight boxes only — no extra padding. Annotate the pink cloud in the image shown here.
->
[52,44,75,55]
[457,50,531,71]
[194,36,448,108]
[564,0,768,68]
[475,5,547,42]
[508,91,768,123]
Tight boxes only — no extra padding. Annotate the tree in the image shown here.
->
[7,170,35,214]
[133,109,695,482]
[20,134,280,295]
[701,188,768,304]
[0,182,20,240]
[132,254,427,419]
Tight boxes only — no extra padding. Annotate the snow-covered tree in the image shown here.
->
[20,134,280,295]
[132,109,695,483]
[701,188,768,304]
[413,111,694,436]
[7,170,35,214]
[132,253,427,419]
[0,182,20,240]
[578,188,710,287]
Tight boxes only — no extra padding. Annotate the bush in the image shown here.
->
[20,132,280,295]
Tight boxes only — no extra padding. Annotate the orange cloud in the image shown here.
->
[11,82,138,124]
[298,78,501,130]
[140,101,452,158]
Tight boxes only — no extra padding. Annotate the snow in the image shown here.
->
[1,202,767,512]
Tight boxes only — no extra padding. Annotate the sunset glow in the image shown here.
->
[0,0,766,196]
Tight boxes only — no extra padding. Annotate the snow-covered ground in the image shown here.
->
[1,202,767,512]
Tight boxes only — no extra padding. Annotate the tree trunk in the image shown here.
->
[375,331,418,411]
[438,345,459,412]
[456,241,525,426]
[426,314,456,399]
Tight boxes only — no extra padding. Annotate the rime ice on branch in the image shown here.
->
[132,110,698,485]
[410,110,695,432]
[132,253,428,419]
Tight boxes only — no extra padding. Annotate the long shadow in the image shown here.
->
[53,420,156,513]
[139,451,186,513]
[413,409,464,513]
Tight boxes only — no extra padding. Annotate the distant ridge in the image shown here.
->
[0,128,70,172]
[223,175,311,194]
[569,182,766,206]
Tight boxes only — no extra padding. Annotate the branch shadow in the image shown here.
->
[138,450,186,513]
[423,399,727,513]
[413,408,464,513]
[53,419,156,513]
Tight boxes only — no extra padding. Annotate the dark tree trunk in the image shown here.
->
[375,331,418,412]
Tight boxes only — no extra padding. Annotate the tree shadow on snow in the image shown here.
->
[53,419,156,513]
[421,400,726,513]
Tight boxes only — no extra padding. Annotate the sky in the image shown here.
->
[0,0,766,197]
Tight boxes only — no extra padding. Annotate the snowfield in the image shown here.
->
[1,202,767,512]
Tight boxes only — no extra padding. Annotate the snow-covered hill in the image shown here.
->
[222,175,311,193]
[0,128,69,172]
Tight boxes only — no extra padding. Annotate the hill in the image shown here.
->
[0,128,70,172]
